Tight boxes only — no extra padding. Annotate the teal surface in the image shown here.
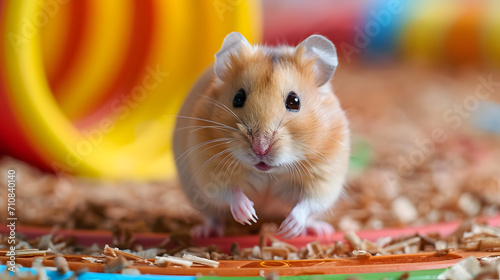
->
[0,265,194,280]
[1,265,447,279]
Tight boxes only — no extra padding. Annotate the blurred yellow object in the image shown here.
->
[484,0,500,67]
[3,0,261,180]
[400,1,461,65]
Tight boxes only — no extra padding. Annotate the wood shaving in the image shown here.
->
[82,257,102,263]
[103,245,152,265]
[382,237,421,254]
[54,256,69,275]
[479,255,500,265]
[352,250,372,259]
[306,241,324,258]
[261,247,289,260]
[104,255,130,273]
[479,237,500,251]
[155,256,192,267]
[103,245,117,257]
[134,248,157,259]
[437,256,482,280]
[15,250,47,257]
[121,268,141,275]
[182,254,219,267]
[344,231,363,250]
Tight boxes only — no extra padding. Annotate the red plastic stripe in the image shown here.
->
[49,0,89,98]
[74,0,156,127]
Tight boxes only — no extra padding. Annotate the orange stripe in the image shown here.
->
[444,3,482,65]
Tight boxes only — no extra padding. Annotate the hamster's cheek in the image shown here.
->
[272,144,305,167]
[231,143,254,164]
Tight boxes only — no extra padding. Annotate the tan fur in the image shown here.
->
[173,42,350,221]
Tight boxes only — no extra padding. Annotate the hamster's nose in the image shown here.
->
[252,136,272,156]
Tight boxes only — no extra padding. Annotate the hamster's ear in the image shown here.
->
[214,32,251,80]
[296,35,338,87]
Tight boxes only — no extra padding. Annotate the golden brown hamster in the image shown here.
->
[173,32,350,238]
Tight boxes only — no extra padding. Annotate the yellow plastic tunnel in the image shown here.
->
[0,0,261,180]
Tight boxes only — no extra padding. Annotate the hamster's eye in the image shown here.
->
[233,89,246,108]
[285,91,300,112]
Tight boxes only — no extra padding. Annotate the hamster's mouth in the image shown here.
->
[255,162,273,171]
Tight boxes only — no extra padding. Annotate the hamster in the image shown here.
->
[173,32,350,238]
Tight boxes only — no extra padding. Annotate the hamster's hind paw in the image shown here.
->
[230,188,258,225]
[190,223,224,238]
[305,219,335,236]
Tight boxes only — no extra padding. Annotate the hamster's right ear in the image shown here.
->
[214,32,251,80]
[296,35,338,87]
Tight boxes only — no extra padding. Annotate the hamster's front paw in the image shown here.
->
[277,206,308,239]
[230,188,258,225]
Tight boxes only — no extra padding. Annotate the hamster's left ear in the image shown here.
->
[214,32,251,81]
[296,35,338,87]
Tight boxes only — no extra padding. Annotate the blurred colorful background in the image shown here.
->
[2,0,500,181]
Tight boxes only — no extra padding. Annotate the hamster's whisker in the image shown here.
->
[185,148,233,192]
[176,125,235,133]
[176,137,232,162]
[304,157,322,170]
[300,145,337,169]
[175,138,232,164]
[177,141,234,177]
[312,151,336,168]
[282,163,291,177]
[267,171,278,181]
[275,111,287,131]
[220,156,237,181]
[169,115,239,132]
[202,96,247,127]
[328,137,346,146]
[296,160,314,187]
[286,162,300,186]
[302,161,315,184]
[282,163,292,183]
[279,115,297,129]
[290,161,304,186]
[193,148,233,183]
[214,152,235,180]
[227,156,241,182]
